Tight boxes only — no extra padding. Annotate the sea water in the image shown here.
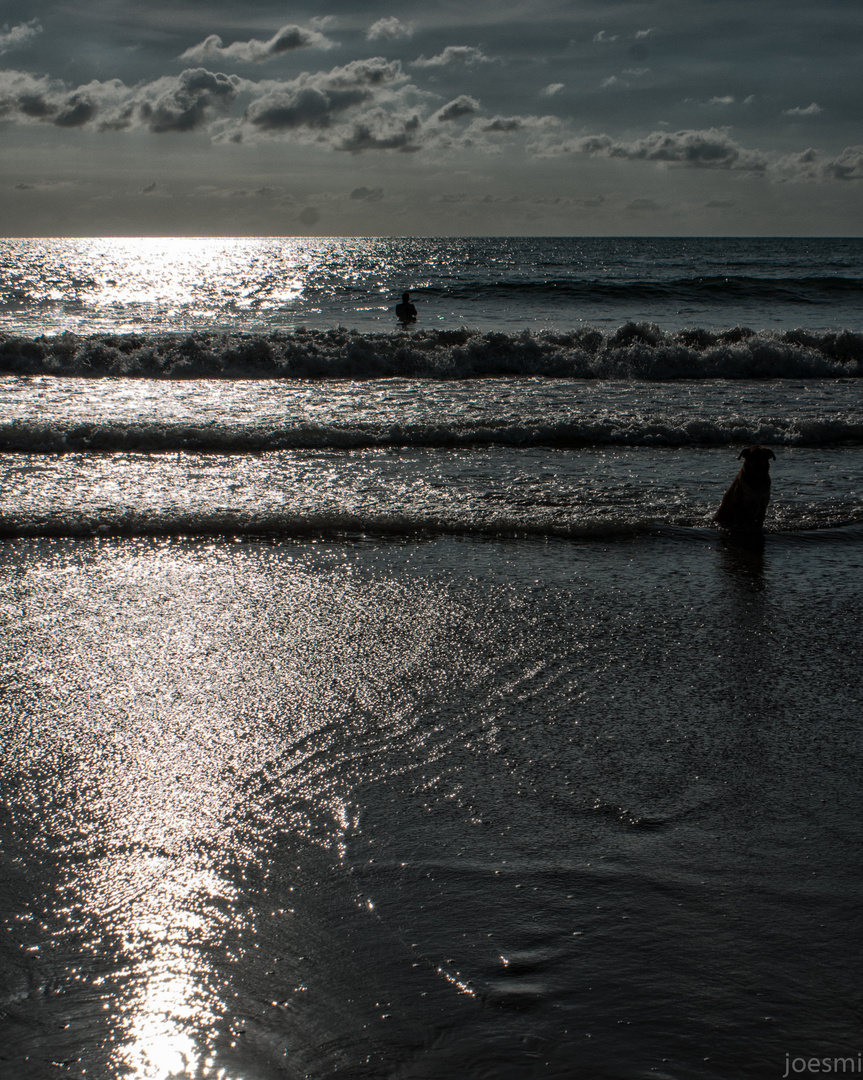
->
[0,237,862,1080]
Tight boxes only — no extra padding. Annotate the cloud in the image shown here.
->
[0,20,42,54]
[140,69,241,132]
[627,197,661,211]
[180,24,334,64]
[534,127,770,174]
[337,113,422,153]
[350,185,384,200]
[577,128,769,172]
[784,103,822,117]
[434,96,480,122]
[243,58,406,133]
[367,18,414,42]
[0,70,130,130]
[593,31,619,44]
[541,83,564,97]
[412,46,492,68]
[482,116,521,132]
[635,28,656,40]
[822,146,863,180]
[2,50,862,184]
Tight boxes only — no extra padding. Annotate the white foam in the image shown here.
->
[1,324,861,381]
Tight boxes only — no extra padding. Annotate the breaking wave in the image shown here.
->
[2,415,862,454]
[1,323,862,381]
[2,507,861,542]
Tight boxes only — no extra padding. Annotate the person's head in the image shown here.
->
[402,292,410,303]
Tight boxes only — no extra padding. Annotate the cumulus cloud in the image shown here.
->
[822,146,863,180]
[0,20,42,54]
[180,24,334,64]
[541,83,564,97]
[0,67,240,133]
[243,58,406,133]
[412,46,492,67]
[2,51,862,183]
[535,127,769,173]
[434,95,480,122]
[584,128,768,171]
[367,17,414,41]
[139,69,241,132]
[784,103,822,117]
[337,112,422,153]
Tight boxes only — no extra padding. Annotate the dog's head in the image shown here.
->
[738,444,775,475]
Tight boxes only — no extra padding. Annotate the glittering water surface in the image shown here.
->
[1,534,862,1079]
[3,236,863,334]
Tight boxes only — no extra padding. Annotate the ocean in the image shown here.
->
[1,237,861,1079]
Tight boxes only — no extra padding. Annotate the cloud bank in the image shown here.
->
[1,55,860,186]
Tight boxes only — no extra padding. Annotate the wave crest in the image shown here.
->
[1,324,862,380]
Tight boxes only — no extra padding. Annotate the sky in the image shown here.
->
[1,0,861,236]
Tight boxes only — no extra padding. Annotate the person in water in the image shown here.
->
[395,291,417,324]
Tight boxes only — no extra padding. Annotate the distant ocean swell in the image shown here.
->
[428,275,863,305]
[3,415,863,453]
[2,324,862,380]
[4,273,862,309]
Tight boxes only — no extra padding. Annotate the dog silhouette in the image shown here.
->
[714,445,775,532]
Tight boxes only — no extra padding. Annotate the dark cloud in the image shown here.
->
[53,93,97,127]
[338,118,422,154]
[243,58,404,133]
[482,117,521,132]
[141,69,240,133]
[823,146,863,181]
[350,186,384,200]
[573,128,769,172]
[247,85,370,131]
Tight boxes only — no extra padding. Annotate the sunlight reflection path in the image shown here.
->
[1,537,488,1077]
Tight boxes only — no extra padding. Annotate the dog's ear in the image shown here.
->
[738,448,749,460]
[767,449,776,460]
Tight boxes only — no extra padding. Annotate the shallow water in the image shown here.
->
[1,532,861,1079]
[1,234,862,1079]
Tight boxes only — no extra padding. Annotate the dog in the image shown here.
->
[714,445,775,532]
